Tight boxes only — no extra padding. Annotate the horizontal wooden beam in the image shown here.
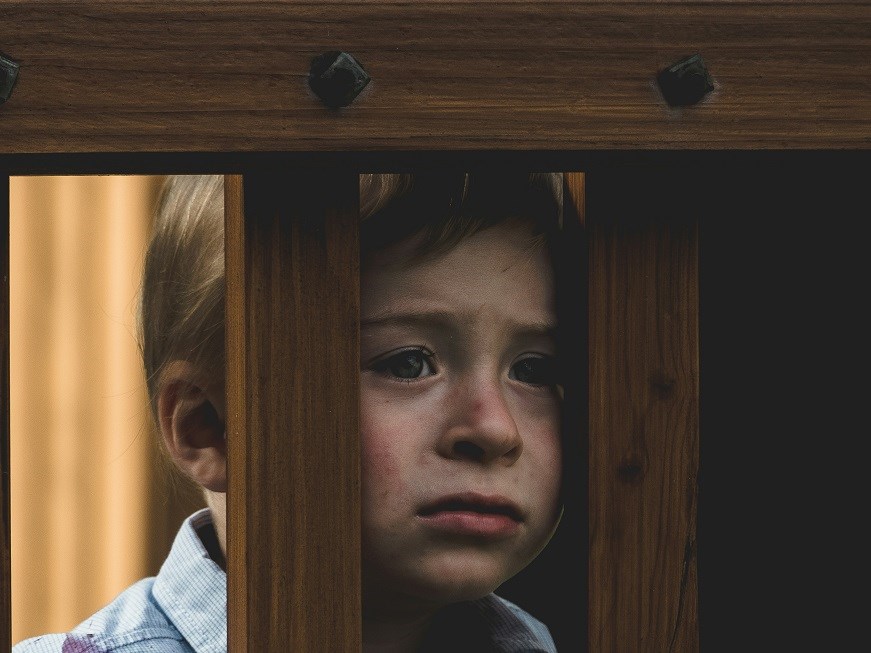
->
[1,2,868,154]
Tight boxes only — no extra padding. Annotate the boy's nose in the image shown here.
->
[438,380,523,466]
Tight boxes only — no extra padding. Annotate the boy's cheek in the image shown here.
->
[361,442,403,503]
[519,432,563,519]
[360,401,421,507]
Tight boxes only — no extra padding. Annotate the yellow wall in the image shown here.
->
[10,176,203,644]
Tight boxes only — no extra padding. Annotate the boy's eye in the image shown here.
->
[510,355,558,387]
[372,349,435,380]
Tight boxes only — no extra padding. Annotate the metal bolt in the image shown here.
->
[656,54,714,107]
[308,51,371,108]
[0,52,20,105]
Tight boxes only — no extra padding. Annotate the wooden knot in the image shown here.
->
[649,371,676,400]
[618,454,645,485]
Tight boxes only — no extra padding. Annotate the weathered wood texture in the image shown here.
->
[587,168,700,651]
[225,172,361,651]
[1,2,868,153]
[1,176,9,652]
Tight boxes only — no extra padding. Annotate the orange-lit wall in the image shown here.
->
[10,176,203,644]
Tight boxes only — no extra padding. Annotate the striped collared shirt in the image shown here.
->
[13,509,556,652]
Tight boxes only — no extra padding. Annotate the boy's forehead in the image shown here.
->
[361,224,556,328]
[364,220,547,271]
[362,216,544,266]
[361,306,557,342]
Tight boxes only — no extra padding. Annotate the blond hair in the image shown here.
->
[138,172,563,414]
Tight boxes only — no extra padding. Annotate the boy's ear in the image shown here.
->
[157,360,227,493]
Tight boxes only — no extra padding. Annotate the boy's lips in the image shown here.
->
[417,492,524,538]
[418,492,524,520]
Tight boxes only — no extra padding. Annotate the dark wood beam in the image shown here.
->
[224,172,361,651]
[1,2,868,154]
[587,167,700,650]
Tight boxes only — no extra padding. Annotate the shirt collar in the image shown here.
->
[471,594,556,652]
[152,508,227,653]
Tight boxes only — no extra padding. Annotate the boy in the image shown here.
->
[14,171,565,652]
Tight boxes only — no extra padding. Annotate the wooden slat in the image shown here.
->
[1,175,9,653]
[565,172,586,228]
[225,172,361,651]
[587,168,700,650]
[1,2,868,153]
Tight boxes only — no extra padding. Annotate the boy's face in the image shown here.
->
[360,220,562,613]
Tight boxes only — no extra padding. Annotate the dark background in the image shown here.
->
[496,154,866,652]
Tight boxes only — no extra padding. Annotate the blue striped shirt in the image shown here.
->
[13,509,556,652]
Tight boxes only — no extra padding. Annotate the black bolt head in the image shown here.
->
[657,54,714,107]
[0,53,20,105]
[309,51,371,108]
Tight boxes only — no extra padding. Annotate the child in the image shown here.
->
[14,171,566,653]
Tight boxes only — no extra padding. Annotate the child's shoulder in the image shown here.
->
[14,509,224,653]
[12,578,192,653]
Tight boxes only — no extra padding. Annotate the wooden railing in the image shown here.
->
[2,1,868,650]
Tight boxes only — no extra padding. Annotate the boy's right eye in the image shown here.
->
[371,348,436,381]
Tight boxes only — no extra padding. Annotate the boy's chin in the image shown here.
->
[410,575,499,605]
[374,554,520,608]
[364,581,495,616]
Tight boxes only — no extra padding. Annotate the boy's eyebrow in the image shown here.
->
[360,309,557,339]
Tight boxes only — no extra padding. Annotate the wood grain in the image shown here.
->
[565,172,586,228]
[225,172,361,651]
[1,2,867,154]
[587,168,700,651]
[1,175,9,653]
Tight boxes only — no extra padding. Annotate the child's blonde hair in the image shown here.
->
[138,172,564,416]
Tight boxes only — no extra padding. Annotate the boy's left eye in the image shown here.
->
[509,355,559,387]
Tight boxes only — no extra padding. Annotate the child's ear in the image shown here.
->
[157,360,227,493]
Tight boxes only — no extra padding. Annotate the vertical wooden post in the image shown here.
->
[587,168,700,650]
[224,171,362,651]
[1,175,10,651]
